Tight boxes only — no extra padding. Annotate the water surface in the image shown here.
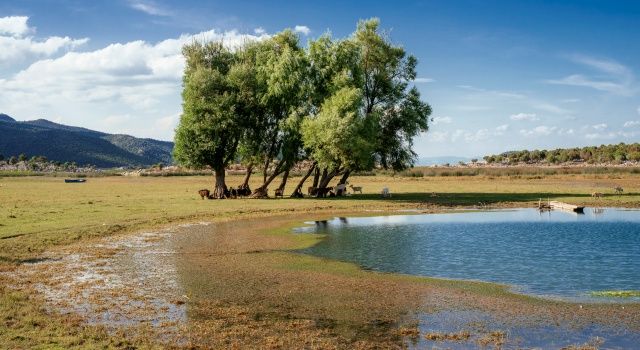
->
[296,208,640,301]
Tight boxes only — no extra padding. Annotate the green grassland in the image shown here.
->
[1,171,638,261]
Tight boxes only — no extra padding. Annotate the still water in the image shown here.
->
[296,208,640,301]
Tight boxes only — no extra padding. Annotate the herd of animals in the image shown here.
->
[591,186,624,198]
[198,182,367,199]
[198,183,626,200]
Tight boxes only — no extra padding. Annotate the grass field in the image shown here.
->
[1,171,639,348]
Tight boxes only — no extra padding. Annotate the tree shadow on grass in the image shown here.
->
[311,192,593,206]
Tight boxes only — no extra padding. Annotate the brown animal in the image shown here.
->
[198,189,210,199]
[614,186,624,194]
[316,186,334,198]
[349,184,363,194]
[591,192,603,198]
[274,188,284,198]
[308,186,318,196]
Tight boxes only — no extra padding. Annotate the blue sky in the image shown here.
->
[1,0,639,157]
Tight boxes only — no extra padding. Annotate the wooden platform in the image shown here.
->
[549,201,584,213]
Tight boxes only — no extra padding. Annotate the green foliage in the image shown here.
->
[484,143,640,165]
[302,87,375,171]
[173,41,241,171]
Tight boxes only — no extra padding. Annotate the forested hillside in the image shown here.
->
[0,114,173,168]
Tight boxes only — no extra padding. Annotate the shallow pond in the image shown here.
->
[296,208,640,301]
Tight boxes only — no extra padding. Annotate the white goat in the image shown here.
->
[381,187,391,198]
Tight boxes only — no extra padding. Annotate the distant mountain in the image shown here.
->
[416,156,477,166]
[0,114,173,168]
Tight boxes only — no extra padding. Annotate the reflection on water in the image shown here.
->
[297,209,640,302]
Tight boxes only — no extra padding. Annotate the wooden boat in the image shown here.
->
[64,179,87,183]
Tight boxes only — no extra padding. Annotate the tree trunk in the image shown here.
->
[212,168,228,199]
[338,169,351,185]
[312,167,320,188]
[318,168,328,188]
[241,164,253,189]
[277,168,290,192]
[251,164,285,198]
[336,169,351,196]
[291,162,316,198]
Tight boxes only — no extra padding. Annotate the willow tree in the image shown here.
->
[243,31,309,197]
[354,19,432,174]
[301,19,431,192]
[173,41,247,198]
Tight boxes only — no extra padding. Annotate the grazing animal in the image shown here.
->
[229,188,238,199]
[328,190,336,197]
[274,188,284,198]
[430,192,438,197]
[614,186,624,194]
[349,184,363,194]
[592,192,603,198]
[236,186,251,197]
[308,186,318,196]
[291,188,304,198]
[198,189,210,199]
[381,187,391,198]
[315,187,334,198]
[335,183,347,196]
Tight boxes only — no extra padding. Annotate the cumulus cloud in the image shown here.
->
[519,125,557,137]
[624,120,640,128]
[432,125,508,143]
[0,26,270,139]
[495,124,509,133]
[254,27,266,35]
[509,113,538,121]
[431,116,452,125]
[0,16,30,37]
[0,16,88,63]
[294,25,311,35]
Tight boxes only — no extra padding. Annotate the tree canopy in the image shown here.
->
[173,18,432,198]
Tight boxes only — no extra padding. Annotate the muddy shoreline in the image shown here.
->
[7,209,640,349]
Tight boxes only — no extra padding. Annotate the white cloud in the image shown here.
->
[0,16,88,63]
[637,106,640,115]
[413,77,435,83]
[561,98,580,103]
[585,132,617,140]
[509,113,538,121]
[533,102,571,115]
[127,0,170,16]
[519,125,557,137]
[591,123,607,130]
[569,54,631,77]
[294,25,311,36]
[546,55,635,96]
[0,16,30,37]
[495,124,509,133]
[432,116,452,125]
[457,85,524,99]
[624,120,640,127]
[254,27,266,35]
[0,27,270,140]
[546,74,632,96]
